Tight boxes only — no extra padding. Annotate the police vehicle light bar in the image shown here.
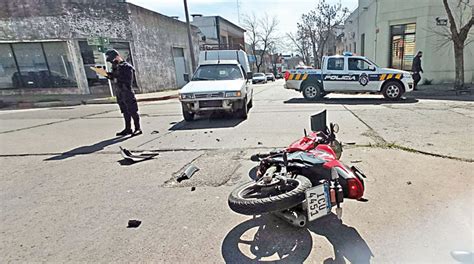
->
[343,52,353,56]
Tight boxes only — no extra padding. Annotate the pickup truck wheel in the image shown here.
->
[181,104,194,121]
[238,98,248,119]
[302,83,323,100]
[382,81,404,100]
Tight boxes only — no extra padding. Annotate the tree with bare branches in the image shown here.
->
[287,30,311,65]
[296,0,349,67]
[440,0,474,89]
[243,13,279,72]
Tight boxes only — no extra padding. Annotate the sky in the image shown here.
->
[128,0,358,49]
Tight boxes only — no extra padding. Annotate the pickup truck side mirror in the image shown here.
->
[368,65,376,71]
[246,72,253,80]
[183,73,190,82]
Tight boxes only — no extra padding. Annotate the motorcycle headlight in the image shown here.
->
[225,91,242,97]
[180,93,194,99]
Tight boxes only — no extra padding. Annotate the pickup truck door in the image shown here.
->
[322,57,347,92]
[347,58,380,91]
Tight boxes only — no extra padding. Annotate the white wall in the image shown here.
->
[346,0,473,84]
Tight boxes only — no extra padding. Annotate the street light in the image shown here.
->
[183,0,197,72]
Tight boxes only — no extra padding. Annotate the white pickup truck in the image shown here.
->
[179,50,253,121]
[285,53,414,100]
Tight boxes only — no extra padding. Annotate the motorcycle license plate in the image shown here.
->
[305,183,331,222]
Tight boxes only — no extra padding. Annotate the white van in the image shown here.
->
[179,50,253,121]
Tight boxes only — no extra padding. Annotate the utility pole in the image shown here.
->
[183,0,196,71]
[236,0,241,24]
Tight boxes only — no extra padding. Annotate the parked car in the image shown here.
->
[275,73,283,79]
[252,73,267,84]
[265,73,275,82]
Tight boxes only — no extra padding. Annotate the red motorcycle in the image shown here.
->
[228,110,366,227]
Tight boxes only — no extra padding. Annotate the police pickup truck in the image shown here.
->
[179,50,253,121]
[285,53,414,100]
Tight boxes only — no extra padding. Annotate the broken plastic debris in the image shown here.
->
[257,142,263,145]
[406,181,412,185]
[216,138,221,142]
[177,164,200,182]
[120,147,159,162]
[191,186,196,191]
[350,160,362,164]
[151,130,159,134]
[127,220,141,228]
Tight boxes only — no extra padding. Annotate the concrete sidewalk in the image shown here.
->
[0,90,179,109]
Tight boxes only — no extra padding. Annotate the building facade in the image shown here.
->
[343,0,473,84]
[191,15,245,50]
[0,0,200,96]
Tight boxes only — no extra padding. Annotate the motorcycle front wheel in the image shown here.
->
[228,176,312,215]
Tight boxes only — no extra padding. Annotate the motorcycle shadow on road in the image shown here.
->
[221,215,313,263]
[221,213,373,264]
[169,112,245,131]
[284,97,418,105]
[307,214,374,264]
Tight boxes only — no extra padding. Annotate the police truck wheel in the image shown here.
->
[302,83,323,101]
[382,81,404,100]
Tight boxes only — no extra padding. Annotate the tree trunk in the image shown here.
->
[311,34,317,67]
[453,43,465,89]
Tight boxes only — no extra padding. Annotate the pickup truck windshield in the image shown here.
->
[192,65,243,81]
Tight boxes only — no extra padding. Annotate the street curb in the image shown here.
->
[2,93,179,110]
[82,94,179,105]
[137,94,179,102]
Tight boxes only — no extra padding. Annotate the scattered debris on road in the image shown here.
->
[406,181,412,185]
[127,220,141,228]
[257,141,263,145]
[151,130,159,134]
[216,138,221,142]
[345,142,356,145]
[191,187,196,191]
[177,164,200,183]
[351,160,362,163]
[120,147,159,163]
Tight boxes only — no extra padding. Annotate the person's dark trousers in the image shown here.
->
[122,111,140,131]
[413,72,421,90]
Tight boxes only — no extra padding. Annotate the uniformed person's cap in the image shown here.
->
[105,49,120,62]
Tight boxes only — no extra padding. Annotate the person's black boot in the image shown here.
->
[132,128,143,136]
[116,128,133,136]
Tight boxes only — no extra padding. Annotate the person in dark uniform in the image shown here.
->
[105,49,142,136]
[411,51,423,90]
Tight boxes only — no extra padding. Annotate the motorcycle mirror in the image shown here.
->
[331,167,339,180]
[333,123,340,133]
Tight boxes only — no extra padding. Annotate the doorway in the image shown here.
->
[173,47,187,88]
[389,23,416,70]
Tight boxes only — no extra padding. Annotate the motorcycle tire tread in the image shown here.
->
[228,176,312,215]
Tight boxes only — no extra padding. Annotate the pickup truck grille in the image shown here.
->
[195,92,224,99]
[199,100,222,108]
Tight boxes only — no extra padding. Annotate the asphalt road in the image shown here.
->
[1,79,473,263]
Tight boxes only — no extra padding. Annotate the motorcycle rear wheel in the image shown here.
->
[228,176,312,215]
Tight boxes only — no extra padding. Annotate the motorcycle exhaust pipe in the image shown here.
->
[272,209,307,228]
